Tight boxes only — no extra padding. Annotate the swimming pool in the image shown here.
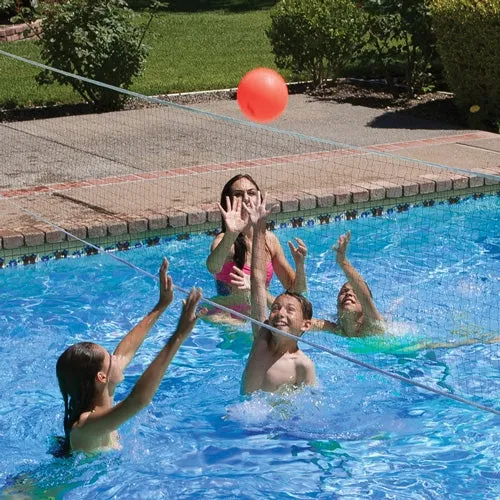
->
[1,195,499,498]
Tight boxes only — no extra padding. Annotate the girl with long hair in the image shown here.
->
[56,258,202,454]
[206,174,307,322]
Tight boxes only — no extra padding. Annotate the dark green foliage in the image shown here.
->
[0,0,16,20]
[36,0,148,110]
[430,0,500,131]
[126,0,277,11]
[359,0,438,96]
[267,0,366,87]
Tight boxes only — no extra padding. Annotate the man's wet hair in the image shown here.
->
[275,291,313,320]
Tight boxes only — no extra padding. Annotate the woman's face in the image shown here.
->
[229,177,259,206]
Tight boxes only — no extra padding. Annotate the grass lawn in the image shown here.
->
[0,9,288,108]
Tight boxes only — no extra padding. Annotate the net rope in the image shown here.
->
[1,194,498,416]
[1,49,498,416]
[1,49,499,183]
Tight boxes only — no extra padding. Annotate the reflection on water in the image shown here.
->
[0,196,498,498]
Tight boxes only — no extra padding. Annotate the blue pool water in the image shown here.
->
[0,195,499,498]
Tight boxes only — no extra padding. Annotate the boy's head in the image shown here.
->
[337,281,372,317]
[269,291,312,336]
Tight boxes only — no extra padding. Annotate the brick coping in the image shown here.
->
[0,188,498,268]
[0,131,498,252]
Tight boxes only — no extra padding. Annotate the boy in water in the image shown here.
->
[241,193,315,394]
[312,231,385,337]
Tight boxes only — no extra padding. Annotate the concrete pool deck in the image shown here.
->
[0,93,499,253]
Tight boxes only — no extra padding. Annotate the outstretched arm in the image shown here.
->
[241,193,272,393]
[310,317,338,333]
[73,288,202,444]
[268,236,308,294]
[206,196,248,274]
[287,237,308,293]
[244,192,273,338]
[114,258,174,371]
[335,231,383,323]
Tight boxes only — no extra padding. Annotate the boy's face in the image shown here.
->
[337,283,362,315]
[269,294,310,335]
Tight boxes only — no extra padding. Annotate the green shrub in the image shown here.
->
[267,0,366,87]
[359,0,438,96]
[430,0,500,130]
[0,0,16,20]
[36,0,148,110]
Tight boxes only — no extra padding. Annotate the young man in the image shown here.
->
[241,193,315,394]
[312,231,385,337]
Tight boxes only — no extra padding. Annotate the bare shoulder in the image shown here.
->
[295,350,316,385]
[362,318,386,335]
[265,231,281,250]
[211,232,226,250]
[69,411,93,448]
[296,350,314,369]
[73,410,93,430]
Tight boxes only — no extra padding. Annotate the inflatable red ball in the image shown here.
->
[237,68,288,123]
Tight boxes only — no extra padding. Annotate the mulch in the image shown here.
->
[0,79,466,128]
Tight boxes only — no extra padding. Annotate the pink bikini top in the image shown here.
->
[215,260,274,292]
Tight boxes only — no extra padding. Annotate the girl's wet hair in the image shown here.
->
[219,174,260,270]
[56,342,105,455]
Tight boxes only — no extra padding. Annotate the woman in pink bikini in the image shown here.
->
[206,174,307,323]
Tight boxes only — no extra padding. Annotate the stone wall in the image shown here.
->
[0,19,42,42]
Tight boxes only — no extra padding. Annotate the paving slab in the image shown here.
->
[0,96,499,252]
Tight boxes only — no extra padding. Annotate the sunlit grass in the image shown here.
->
[0,10,285,107]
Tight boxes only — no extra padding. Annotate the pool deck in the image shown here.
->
[0,94,499,253]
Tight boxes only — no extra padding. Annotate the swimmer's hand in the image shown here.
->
[157,257,174,310]
[229,266,251,291]
[288,237,307,266]
[333,231,351,266]
[218,195,248,234]
[174,288,205,341]
[243,191,278,227]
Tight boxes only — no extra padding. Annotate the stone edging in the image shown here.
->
[0,19,41,42]
[0,189,498,268]
[0,131,498,252]
[0,181,498,253]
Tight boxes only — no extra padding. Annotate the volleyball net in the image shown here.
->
[1,50,499,415]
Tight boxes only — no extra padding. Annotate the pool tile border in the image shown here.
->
[1,131,499,262]
[1,187,498,269]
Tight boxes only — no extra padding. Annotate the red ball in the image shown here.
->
[237,68,288,123]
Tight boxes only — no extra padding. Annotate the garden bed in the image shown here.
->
[0,18,41,42]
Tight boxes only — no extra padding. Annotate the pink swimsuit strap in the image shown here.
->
[214,260,274,287]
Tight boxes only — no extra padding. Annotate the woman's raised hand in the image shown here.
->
[242,191,276,227]
[217,196,248,234]
[288,237,308,266]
